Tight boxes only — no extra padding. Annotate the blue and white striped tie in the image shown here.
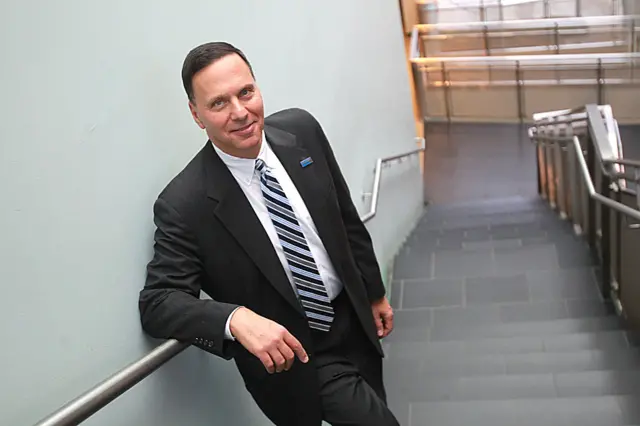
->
[255,159,334,332]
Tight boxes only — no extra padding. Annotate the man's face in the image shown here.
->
[189,54,265,159]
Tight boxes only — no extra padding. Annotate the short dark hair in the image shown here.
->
[181,42,254,103]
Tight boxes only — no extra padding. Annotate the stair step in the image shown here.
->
[385,370,640,403]
[384,348,640,378]
[405,224,582,250]
[395,235,596,279]
[407,396,632,426]
[385,330,632,358]
[428,300,613,327]
[429,316,624,342]
[422,197,550,219]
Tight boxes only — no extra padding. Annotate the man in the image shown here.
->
[139,41,399,426]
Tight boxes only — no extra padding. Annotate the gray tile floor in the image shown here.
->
[383,125,640,425]
[422,123,537,206]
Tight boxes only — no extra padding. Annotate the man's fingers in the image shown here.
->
[258,352,275,374]
[374,313,384,337]
[383,310,394,335]
[277,341,296,371]
[269,348,287,373]
[284,332,309,363]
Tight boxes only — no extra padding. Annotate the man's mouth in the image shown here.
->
[232,122,255,133]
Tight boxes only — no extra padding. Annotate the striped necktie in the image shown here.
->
[255,159,334,332]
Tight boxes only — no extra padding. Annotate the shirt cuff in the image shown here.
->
[224,306,243,340]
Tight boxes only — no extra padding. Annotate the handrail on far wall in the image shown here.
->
[32,139,426,426]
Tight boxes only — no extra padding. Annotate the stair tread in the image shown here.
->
[385,330,632,358]
[406,396,630,426]
[384,348,640,378]
[385,369,640,403]
[428,316,624,341]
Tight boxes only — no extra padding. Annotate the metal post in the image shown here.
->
[587,134,597,249]
[614,186,622,299]
[554,23,561,82]
[483,25,490,56]
[498,0,504,21]
[576,0,581,17]
[441,61,451,122]
[568,134,582,233]
[601,172,612,299]
[536,141,543,195]
[484,25,492,82]
[480,0,486,21]
[539,125,550,201]
[516,61,524,123]
[597,59,604,104]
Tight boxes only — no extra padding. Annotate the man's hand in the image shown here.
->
[371,297,394,338]
[229,307,309,374]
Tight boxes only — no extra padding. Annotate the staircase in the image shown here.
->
[384,196,640,426]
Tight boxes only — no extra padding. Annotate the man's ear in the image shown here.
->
[189,101,205,129]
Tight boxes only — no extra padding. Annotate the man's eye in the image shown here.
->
[212,99,225,108]
[240,88,253,97]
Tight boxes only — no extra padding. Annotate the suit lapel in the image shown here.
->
[202,143,304,317]
[265,125,330,224]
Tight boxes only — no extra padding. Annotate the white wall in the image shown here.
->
[0,1,419,425]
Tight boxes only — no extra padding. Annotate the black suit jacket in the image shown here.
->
[139,108,386,425]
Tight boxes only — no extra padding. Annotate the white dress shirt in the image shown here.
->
[212,134,344,340]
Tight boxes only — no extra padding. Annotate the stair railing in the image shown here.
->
[415,15,639,57]
[417,0,625,24]
[528,103,640,325]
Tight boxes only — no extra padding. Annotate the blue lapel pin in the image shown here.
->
[300,157,313,168]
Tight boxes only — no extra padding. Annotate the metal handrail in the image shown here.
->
[412,51,640,65]
[416,14,639,34]
[571,135,640,221]
[423,28,628,41]
[529,104,640,220]
[361,139,425,223]
[33,340,189,426]
[532,105,587,120]
[434,40,628,57]
[31,141,426,426]
[417,0,624,24]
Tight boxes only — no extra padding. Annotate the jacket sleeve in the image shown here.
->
[139,196,239,359]
[311,115,387,302]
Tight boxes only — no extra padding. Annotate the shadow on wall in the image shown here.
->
[138,340,268,425]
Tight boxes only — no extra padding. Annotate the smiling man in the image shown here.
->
[139,42,398,426]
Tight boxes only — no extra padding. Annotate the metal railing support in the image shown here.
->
[601,171,613,297]
[516,61,524,123]
[440,61,452,121]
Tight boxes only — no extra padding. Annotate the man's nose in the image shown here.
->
[230,98,248,120]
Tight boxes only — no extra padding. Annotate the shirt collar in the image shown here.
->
[211,132,268,186]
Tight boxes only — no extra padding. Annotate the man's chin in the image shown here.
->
[242,133,262,147]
